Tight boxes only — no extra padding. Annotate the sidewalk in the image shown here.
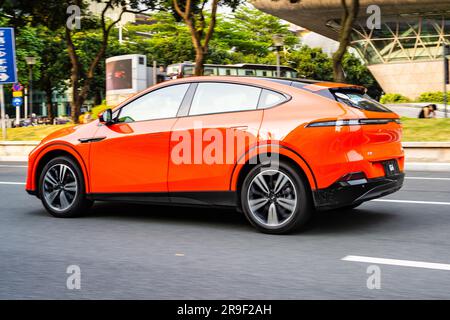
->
[386,103,449,118]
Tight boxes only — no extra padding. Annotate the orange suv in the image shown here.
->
[26,76,404,234]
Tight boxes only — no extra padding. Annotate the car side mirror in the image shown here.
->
[99,109,114,125]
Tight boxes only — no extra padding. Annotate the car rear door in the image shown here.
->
[167,81,264,197]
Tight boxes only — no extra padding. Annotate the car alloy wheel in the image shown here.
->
[43,164,78,212]
[247,169,297,228]
[241,162,312,234]
[39,156,93,218]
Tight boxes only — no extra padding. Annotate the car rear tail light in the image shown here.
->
[306,118,400,128]
[306,119,360,127]
[337,172,368,186]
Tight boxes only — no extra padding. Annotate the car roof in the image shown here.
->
[249,76,366,92]
[123,76,366,108]
[114,76,367,111]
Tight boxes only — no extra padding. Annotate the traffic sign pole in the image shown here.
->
[15,105,19,126]
[444,44,450,118]
[24,87,28,119]
[0,85,6,140]
[12,83,23,126]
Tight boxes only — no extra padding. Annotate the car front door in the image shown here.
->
[89,83,191,197]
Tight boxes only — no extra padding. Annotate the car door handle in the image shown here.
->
[78,137,106,143]
[228,126,248,130]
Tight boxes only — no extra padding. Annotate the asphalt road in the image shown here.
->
[1,162,450,299]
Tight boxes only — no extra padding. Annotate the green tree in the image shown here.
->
[331,0,360,83]
[342,53,382,98]
[34,27,70,121]
[212,6,298,64]
[285,0,360,83]
[123,12,196,65]
[168,0,242,76]
[5,0,158,122]
[285,46,333,81]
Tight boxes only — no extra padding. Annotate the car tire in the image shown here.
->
[38,156,93,218]
[241,161,312,234]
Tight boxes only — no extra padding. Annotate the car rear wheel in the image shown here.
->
[39,156,93,218]
[241,162,312,234]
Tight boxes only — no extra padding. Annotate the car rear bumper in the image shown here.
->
[313,173,405,211]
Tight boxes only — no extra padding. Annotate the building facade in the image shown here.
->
[253,0,450,99]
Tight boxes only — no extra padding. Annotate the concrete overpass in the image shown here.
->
[253,0,450,99]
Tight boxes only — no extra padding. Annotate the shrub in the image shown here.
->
[78,101,110,124]
[380,93,411,104]
[90,103,110,120]
[417,92,444,103]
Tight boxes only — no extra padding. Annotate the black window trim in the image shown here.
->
[109,79,292,124]
[182,80,292,118]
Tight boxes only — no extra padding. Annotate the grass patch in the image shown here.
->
[0,124,73,141]
[401,117,450,142]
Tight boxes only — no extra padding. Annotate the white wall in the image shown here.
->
[369,60,447,99]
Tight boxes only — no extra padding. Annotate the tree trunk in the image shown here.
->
[332,0,360,83]
[44,84,54,123]
[94,90,102,106]
[174,0,218,77]
[70,68,81,123]
[194,49,205,76]
[64,5,113,123]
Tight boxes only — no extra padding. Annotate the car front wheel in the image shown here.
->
[39,156,92,218]
[241,162,312,234]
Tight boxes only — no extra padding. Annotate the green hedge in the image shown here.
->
[380,93,411,104]
[90,103,110,120]
[417,92,445,103]
[380,92,446,104]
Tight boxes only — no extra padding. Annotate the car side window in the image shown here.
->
[189,82,261,116]
[117,84,190,123]
[258,89,287,109]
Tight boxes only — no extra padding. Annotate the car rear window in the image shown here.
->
[331,89,392,113]
[189,83,261,115]
[258,89,288,109]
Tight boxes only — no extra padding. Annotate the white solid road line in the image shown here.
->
[342,255,450,271]
[406,177,450,181]
[0,165,27,168]
[0,181,26,185]
[372,199,450,206]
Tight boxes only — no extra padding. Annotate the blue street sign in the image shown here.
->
[12,97,23,107]
[0,28,17,84]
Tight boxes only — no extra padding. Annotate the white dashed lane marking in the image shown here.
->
[0,181,26,185]
[372,199,450,206]
[342,255,450,271]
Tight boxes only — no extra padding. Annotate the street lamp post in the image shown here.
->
[25,56,37,118]
[272,34,285,78]
[444,44,450,118]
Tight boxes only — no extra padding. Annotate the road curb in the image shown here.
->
[405,162,450,172]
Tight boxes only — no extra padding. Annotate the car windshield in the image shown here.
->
[333,90,392,113]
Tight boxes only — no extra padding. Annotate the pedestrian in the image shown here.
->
[418,104,437,118]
